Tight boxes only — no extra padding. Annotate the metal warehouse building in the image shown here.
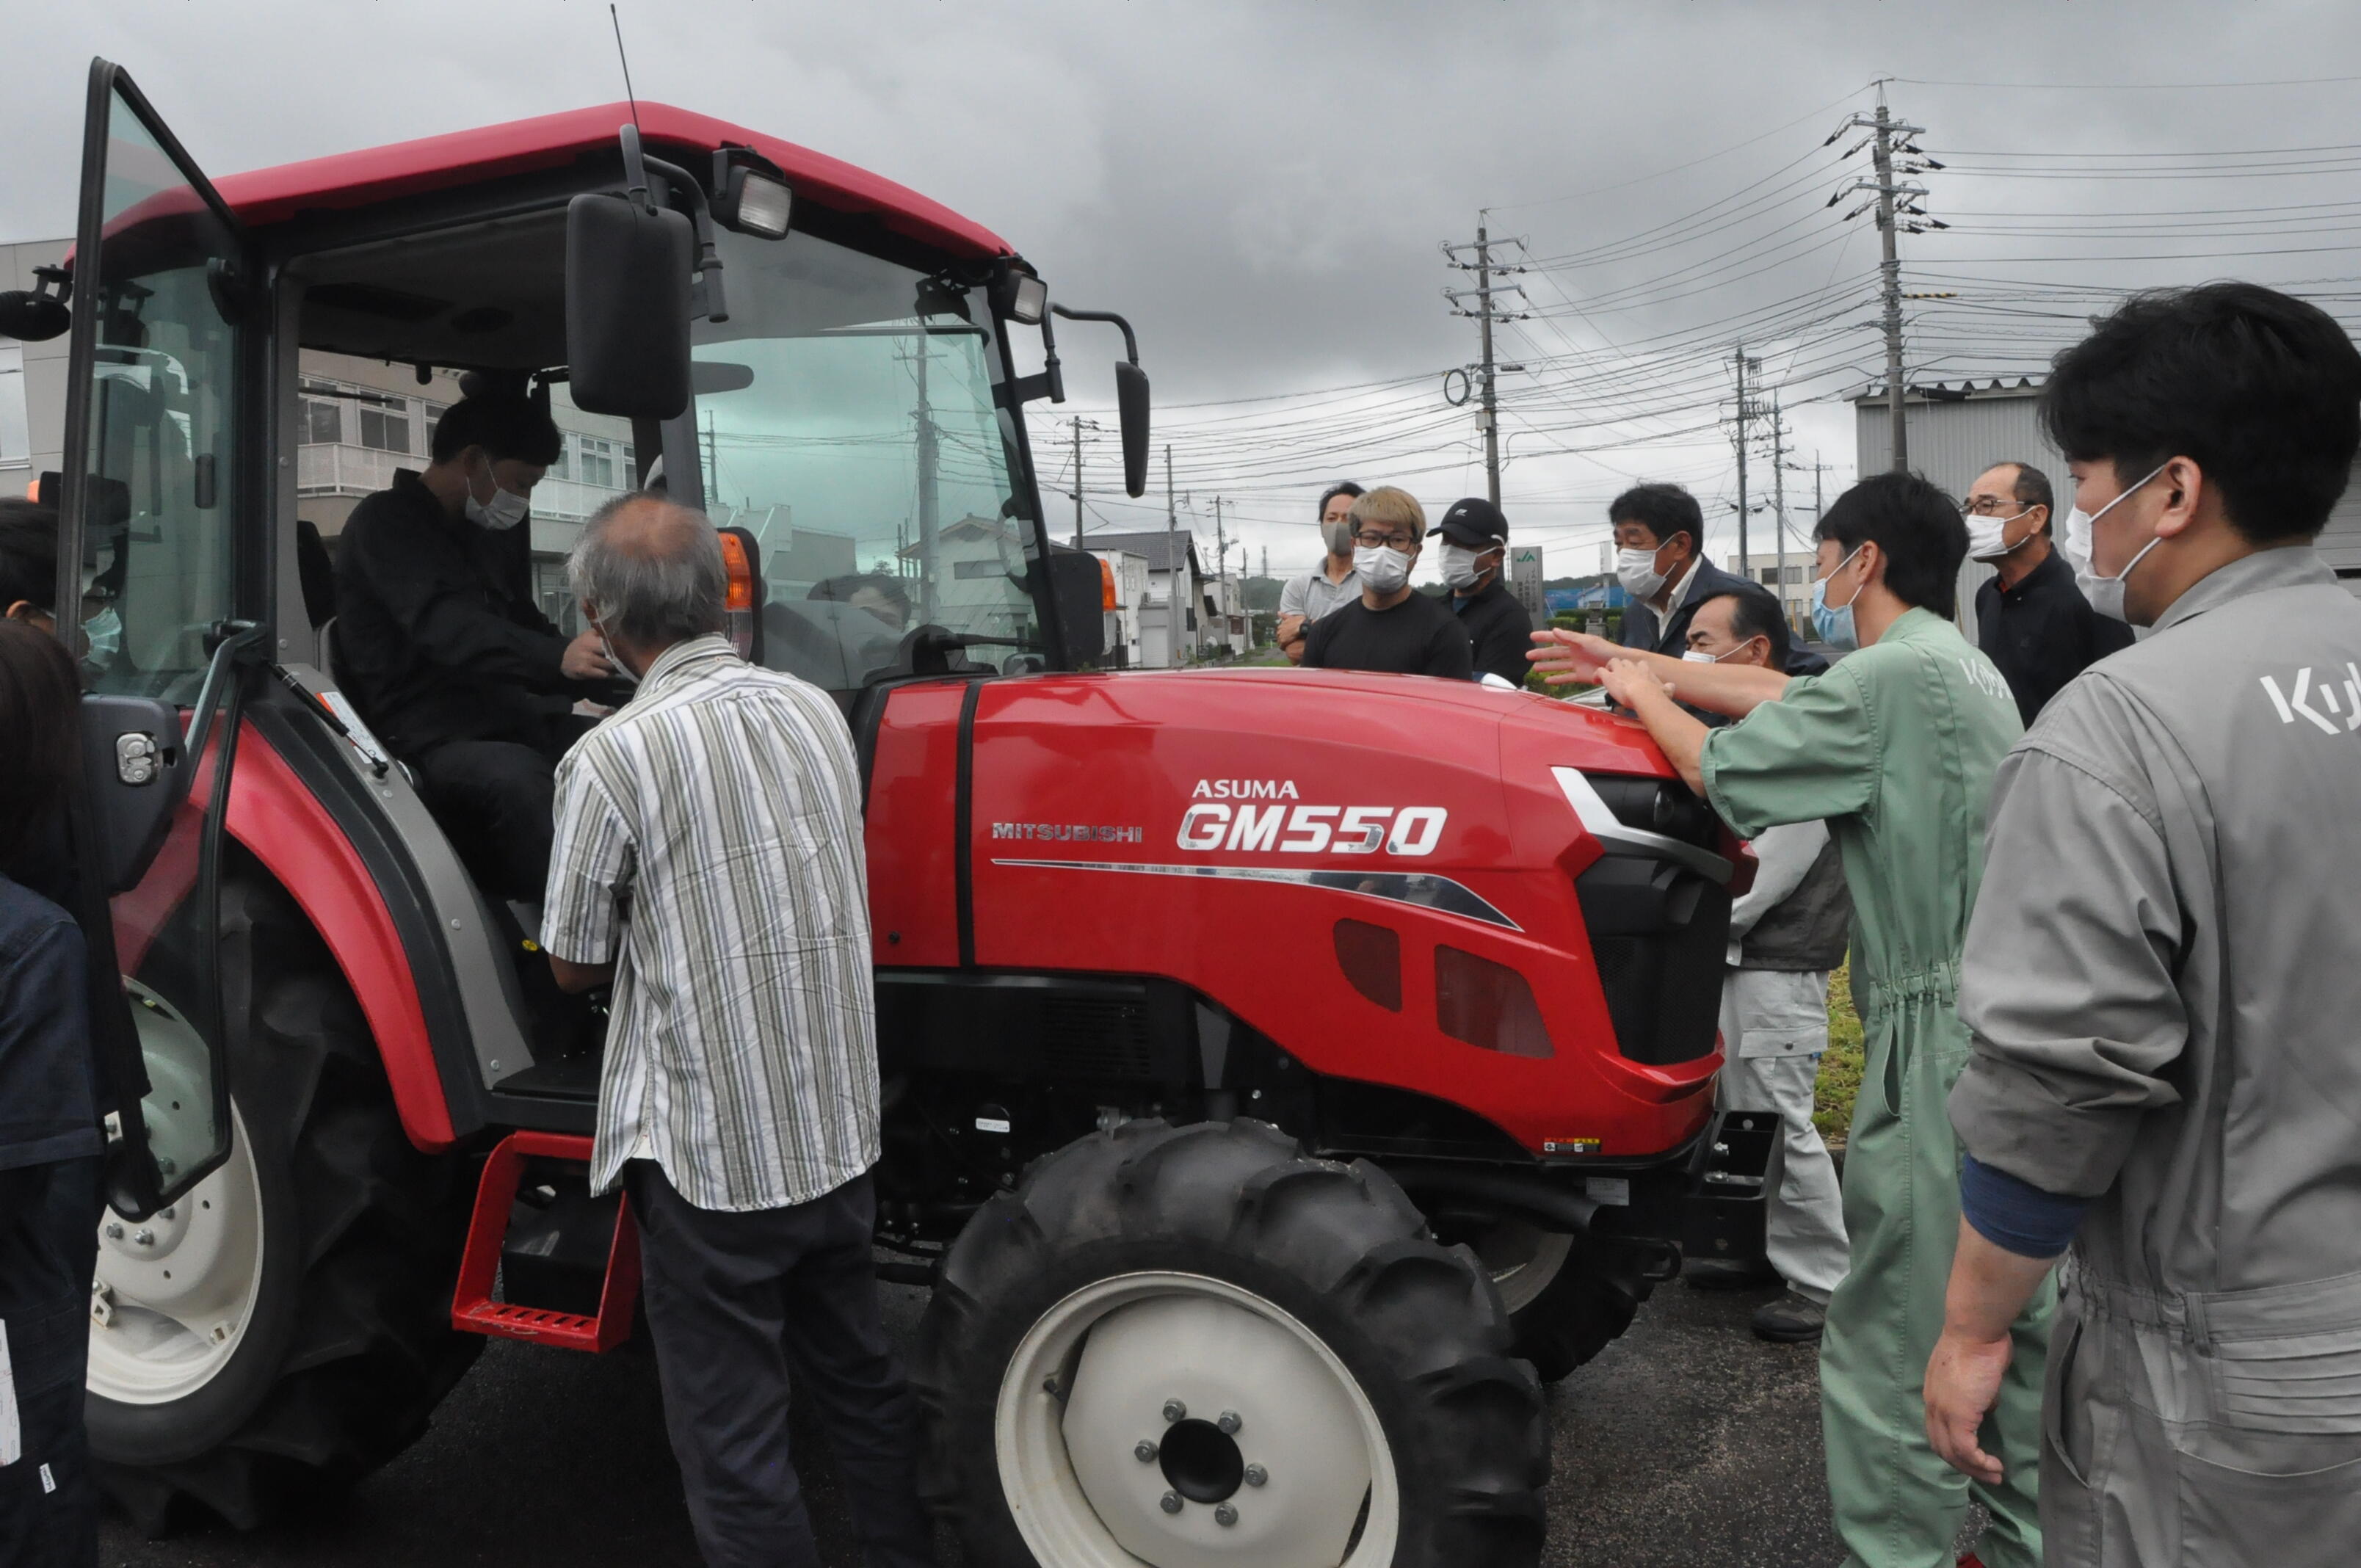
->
[1854,380,2361,632]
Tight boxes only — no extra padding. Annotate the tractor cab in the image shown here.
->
[8,59,1147,1216]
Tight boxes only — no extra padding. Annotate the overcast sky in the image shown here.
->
[12,1,2361,581]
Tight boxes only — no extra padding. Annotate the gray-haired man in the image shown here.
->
[541,495,932,1568]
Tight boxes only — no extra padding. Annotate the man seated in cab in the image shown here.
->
[333,395,617,902]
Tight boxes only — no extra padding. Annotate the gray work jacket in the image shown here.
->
[1951,546,2361,1299]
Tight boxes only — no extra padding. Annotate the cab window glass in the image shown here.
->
[80,90,243,700]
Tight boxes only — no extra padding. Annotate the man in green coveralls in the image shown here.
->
[1531,470,2045,1568]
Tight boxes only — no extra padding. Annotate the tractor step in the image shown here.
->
[451,1130,642,1351]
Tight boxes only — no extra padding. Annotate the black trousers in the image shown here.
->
[625,1163,935,1568]
[413,738,562,903]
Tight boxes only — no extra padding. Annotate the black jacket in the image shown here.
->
[1974,546,2134,725]
[332,471,583,758]
[1451,577,1535,685]
[1620,555,1827,678]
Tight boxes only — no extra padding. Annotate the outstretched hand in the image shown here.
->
[1526,628,1622,685]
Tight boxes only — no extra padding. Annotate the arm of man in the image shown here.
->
[1727,819,1828,940]
[1929,714,2188,1478]
[1690,661,1881,837]
[1529,631,1790,716]
[540,749,638,995]
[1275,577,1310,663]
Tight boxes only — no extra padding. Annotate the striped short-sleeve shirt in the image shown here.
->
[542,634,880,1211]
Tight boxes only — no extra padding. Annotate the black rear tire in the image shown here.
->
[88,880,480,1531]
[913,1117,1548,1568]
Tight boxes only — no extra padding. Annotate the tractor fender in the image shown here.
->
[226,727,457,1151]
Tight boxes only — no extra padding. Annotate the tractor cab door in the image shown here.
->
[58,59,265,1218]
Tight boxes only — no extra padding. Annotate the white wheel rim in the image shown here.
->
[1474,1221,1573,1315]
[87,988,264,1406]
[995,1270,1399,1568]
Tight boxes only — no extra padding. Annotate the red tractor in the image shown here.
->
[9,59,1771,1568]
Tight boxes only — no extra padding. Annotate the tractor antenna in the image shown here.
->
[609,4,642,136]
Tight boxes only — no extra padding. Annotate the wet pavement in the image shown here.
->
[98,1277,1843,1567]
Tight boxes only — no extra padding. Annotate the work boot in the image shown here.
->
[1685,1257,1780,1291]
[1750,1291,1825,1343]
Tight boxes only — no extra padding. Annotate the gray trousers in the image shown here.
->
[625,1163,935,1568]
[2044,1264,2361,1567]
[1716,968,1849,1304]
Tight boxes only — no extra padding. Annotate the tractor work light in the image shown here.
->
[712,150,794,239]
[731,172,794,239]
[998,265,1048,326]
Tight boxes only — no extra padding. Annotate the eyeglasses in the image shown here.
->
[1958,496,2019,517]
[1353,529,1416,550]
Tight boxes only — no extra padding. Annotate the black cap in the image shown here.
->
[1429,496,1508,548]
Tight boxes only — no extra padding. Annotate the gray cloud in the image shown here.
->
[9,1,2361,576]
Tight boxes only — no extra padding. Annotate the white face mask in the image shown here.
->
[1440,541,1495,592]
[1681,641,1752,664]
[465,456,531,532]
[1615,546,1667,601]
[1965,508,2033,562]
[2078,462,2172,623]
[1353,542,1413,595]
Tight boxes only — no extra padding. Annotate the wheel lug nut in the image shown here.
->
[1244,1463,1268,1487]
[159,1206,175,1221]
[1215,1503,1238,1527]
[1159,1491,1183,1515]
[132,1229,155,1246]
[1161,1398,1186,1423]
[1134,1440,1158,1463]
[104,1222,124,1240]
[1042,1376,1060,1397]
[1217,1410,1241,1434]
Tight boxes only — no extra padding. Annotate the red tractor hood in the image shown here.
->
[865,669,1736,1159]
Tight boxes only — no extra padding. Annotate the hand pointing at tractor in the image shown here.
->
[1526,627,1621,685]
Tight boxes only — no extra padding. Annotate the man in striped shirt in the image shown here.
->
[542,495,932,1568]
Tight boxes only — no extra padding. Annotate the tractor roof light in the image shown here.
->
[712,150,793,239]
[998,264,1048,326]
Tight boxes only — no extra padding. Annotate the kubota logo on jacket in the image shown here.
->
[2260,664,2361,734]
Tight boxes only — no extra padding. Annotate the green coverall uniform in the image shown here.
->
[1699,607,2050,1568]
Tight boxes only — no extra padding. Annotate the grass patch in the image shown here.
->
[1815,962,1865,1144]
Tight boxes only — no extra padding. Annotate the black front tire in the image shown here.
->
[913,1117,1548,1568]
[1501,1235,1652,1384]
[89,880,480,1532]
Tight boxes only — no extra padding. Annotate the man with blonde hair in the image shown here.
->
[1301,487,1473,678]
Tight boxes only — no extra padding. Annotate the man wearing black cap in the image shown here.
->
[1432,497,1532,685]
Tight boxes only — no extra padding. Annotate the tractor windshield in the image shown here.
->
[689,227,1040,690]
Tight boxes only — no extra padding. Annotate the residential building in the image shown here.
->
[1086,529,1203,668]
[1092,548,1150,667]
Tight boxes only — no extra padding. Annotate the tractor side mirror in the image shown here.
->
[1047,549,1108,664]
[1114,360,1150,499]
[565,192,694,420]
[81,694,194,894]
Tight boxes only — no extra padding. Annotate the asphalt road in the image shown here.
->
[98,1277,1848,1567]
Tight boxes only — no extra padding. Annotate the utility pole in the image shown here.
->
[1066,415,1102,548]
[1829,84,1944,472]
[1733,345,1751,571]
[1767,393,1789,618]
[1443,218,1529,507]
[913,337,938,623]
[1164,443,1182,668]
[1729,346,1764,572]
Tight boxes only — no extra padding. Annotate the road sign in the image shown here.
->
[1509,545,1546,623]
